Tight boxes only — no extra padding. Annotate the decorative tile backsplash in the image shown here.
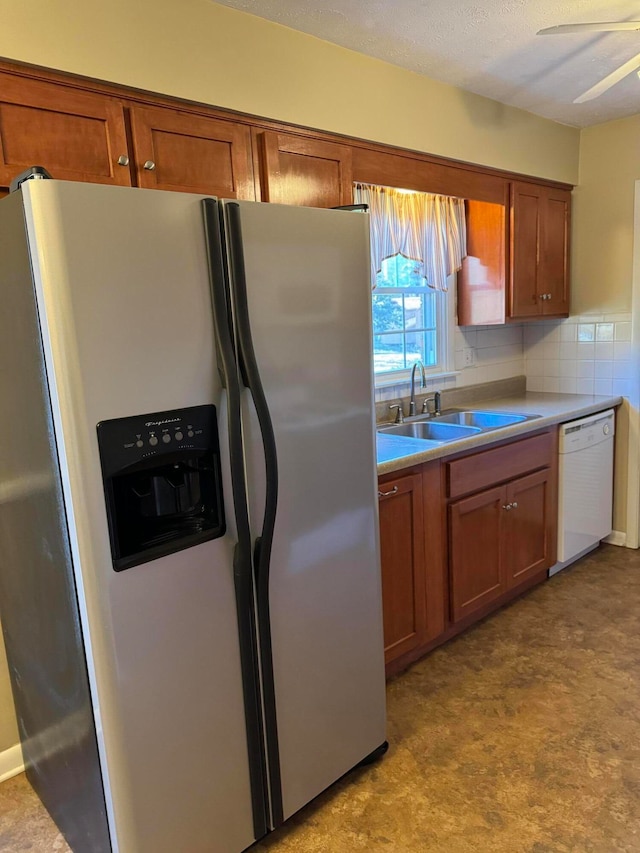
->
[374,312,633,405]
[523,314,632,398]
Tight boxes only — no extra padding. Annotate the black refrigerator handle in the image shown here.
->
[201,198,270,840]
[224,201,284,827]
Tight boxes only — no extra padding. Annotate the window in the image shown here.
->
[372,254,445,375]
[353,182,466,383]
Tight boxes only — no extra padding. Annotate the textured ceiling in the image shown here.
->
[215,0,640,127]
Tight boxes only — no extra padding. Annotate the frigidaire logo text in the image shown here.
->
[145,418,181,427]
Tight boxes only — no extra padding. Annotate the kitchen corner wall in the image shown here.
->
[523,313,632,536]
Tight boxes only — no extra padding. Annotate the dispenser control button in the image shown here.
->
[136,440,144,448]
[187,430,194,438]
[175,431,184,441]
[162,434,171,444]
[149,436,159,446]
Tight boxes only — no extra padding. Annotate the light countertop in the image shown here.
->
[377,391,622,476]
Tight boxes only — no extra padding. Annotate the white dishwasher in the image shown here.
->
[549,409,615,577]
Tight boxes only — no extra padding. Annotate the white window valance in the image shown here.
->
[353,182,467,292]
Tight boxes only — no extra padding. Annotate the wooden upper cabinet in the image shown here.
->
[0,73,131,189]
[128,105,254,198]
[459,181,571,326]
[541,189,571,316]
[509,181,571,319]
[510,183,541,318]
[256,131,353,207]
[457,199,507,326]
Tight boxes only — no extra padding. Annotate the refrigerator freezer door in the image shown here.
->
[20,181,259,853]
[228,201,387,821]
[0,191,111,852]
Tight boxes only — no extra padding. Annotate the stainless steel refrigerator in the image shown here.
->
[0,179,386,852]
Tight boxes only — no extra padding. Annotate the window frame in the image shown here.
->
[372,271,457,388]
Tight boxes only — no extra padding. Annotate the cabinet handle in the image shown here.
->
[511,501,518,509]
[502,503,512,510]
[378,486,399,498]
[143,160,156,171]
[117,155,130,166]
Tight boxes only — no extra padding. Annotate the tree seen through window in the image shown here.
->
[372,254,439,375]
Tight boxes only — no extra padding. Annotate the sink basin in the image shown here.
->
[377,421,481,441]
[434,411,531,429]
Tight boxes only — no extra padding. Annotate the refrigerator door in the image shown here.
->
[0,190,111,852]
[223,200,387,821]
[20,181,261,853]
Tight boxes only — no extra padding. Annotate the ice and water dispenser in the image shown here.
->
[97,405,225,571]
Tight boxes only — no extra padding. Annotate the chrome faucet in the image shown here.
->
[388,403,404,424]
[409,360,427,416]
[422,390,442,417]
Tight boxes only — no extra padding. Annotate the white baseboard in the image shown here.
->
[0,742,24,783]
[604,530,627,547]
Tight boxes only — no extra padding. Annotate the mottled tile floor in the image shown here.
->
[3,544,640,852]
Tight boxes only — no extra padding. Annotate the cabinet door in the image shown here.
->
[378,473,427,664]
[510,181,571,320]
[505,468,554,588]
[449,485,506,622]
[0,73,131,189]
[457,199,507,326]
[257,131,353,207]
[509,181,541,318]
[540,188,570,316]
[129,105,255,198]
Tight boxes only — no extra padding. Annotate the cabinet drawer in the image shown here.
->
[446,431,554,499]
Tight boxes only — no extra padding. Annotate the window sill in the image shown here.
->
[374,370,461,390]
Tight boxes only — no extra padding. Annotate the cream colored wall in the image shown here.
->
[571,116,640,542]
[0,0,579,183]
[572,115,640,315]
[0,0,583,763]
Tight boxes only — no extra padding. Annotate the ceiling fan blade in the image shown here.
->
[538,21,640,35]
[573,50,640,102]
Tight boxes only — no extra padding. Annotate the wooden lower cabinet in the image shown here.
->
[505,468,555,588]
[449,467,555,623]
[448,434,557,626]
[449,485,505,622]
[378,472,427,663]
[379,430,558,676]
[378,461,445,672]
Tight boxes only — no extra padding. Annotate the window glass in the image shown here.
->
[372,254,444,376]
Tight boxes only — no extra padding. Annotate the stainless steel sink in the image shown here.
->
[377,421,481,442]
[377,408,542,444]
[434,410,534,429]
